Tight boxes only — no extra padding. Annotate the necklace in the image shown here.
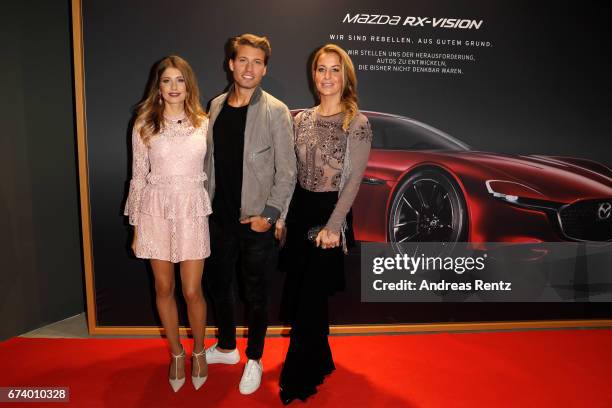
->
[315,104,343,117]
[163,114,186,124]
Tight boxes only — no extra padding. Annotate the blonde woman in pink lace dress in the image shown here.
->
[124,56,211,392]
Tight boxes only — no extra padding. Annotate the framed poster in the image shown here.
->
[72,0,612,334]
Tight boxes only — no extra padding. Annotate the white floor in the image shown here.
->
[20,314,93,338]
[19,314,160,339]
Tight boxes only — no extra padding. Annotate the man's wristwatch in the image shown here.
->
[263,216,273,225]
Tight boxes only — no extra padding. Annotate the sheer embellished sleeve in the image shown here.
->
[279,112,304,221]
[325,113,373,233]
[124,124,150,225]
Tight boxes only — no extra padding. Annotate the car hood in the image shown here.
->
[371,150,612,203]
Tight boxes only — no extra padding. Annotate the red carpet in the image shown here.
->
[1,330,611,407]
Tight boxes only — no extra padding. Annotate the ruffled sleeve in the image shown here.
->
[124,124,150,225]
[325,113,372,233]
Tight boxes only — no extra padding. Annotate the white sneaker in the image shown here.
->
[205,343,240,365]
[239,359,263,395]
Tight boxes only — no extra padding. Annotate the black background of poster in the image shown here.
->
[82,0,612,326]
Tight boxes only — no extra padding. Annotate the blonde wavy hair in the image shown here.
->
[311,44,358,131]
[135,55,206,145]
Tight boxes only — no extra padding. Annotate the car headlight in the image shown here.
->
[485,180,562,210]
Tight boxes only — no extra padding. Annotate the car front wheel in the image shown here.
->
[388,168,468,243]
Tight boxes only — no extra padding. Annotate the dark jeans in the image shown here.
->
[205,217,274,360]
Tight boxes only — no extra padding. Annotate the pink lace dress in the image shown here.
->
[124,118,212,262]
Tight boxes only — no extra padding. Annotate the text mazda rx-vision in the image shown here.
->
[293,110,612,243]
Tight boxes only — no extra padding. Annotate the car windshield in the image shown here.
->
[368,114,469,151]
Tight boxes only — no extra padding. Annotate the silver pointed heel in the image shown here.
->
[192,348,208,390]
[169,347,186,392]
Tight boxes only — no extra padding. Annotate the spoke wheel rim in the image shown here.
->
[391,178,457,243]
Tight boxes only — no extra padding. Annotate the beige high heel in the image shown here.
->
[169,347,186,392]
[192,348,208,390]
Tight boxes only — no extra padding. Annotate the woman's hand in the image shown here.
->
[315,228,340,249]
[131,229,138,253]
[275,219,287,247]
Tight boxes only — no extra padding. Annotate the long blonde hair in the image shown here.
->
[135,55,206,145]
[311,44,358,131]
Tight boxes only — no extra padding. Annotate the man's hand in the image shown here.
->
[315,228,340,249]
[240,216,273,232]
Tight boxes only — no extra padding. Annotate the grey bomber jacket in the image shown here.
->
[203,86,296,223]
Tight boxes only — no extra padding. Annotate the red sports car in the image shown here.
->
[295,110,612,243]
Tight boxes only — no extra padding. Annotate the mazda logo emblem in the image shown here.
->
[598,202,612,220]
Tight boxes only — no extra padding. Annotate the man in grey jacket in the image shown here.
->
[203,33,295,395]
